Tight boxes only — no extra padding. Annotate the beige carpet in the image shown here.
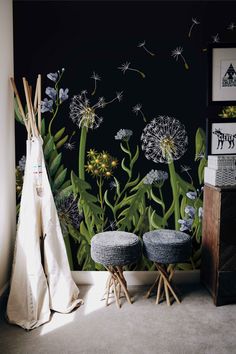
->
[0,284,236,354]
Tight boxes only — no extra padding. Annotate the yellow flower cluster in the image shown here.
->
[86,149,118,178]
[219,106,236,118]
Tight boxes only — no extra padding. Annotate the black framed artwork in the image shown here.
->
[207,118,236,155]
[208,44,236,105]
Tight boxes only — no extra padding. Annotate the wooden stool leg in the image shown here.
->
[155,263,181,305]
[103,266,132,308]
[145,274,160,299]
[156,275,163,304]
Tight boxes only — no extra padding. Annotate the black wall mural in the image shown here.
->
[13,1,236,270]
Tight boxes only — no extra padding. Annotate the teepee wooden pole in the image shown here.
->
[10,77,30,136]
[23,77,35,137]
[37,74,42,134]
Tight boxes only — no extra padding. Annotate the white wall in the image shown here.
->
[0,0,15,296]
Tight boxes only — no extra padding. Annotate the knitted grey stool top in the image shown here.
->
[91,231,141,266]
[143,229,191,264]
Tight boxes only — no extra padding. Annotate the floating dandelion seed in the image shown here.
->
[64,141,76,151]
[195,152,205,160]
[188,18,200,38]
[171,47,189,70]
[212,33,220,43]
[91,72,101,96]
[132,103,147,122]
[227,22,236,31]
[138,40,155,56]
[118,62,146,78]
[141,116,188,164]
[70,91,122,129]
[181,165,193,184]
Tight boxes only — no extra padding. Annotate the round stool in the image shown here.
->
[143,229,192,306]
[91,231,141,308]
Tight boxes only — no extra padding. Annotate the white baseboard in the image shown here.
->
[72,270,200,287]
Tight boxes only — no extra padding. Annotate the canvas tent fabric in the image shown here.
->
[7,136,83,330]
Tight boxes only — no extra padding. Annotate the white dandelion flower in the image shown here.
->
[70,91,121,129]
[138,40,155,56]
[141,115,188,164]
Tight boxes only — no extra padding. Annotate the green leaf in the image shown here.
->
[130,145,139,169]
[44,136,55,159]
[49,153,62,176]
[41,118,45,137]
[117,183,149,231]
[126,174,140,189]
[53,168,67,190]
[198,157,207,185]
[150,189,165,209]
[68,223,81,242]
[14,97,24,124]
[149,208,164,229]
[56,135,68,149]
[195,128,206,160]
[104,190,115,214]
[80,221,92,244]
[121,158,131,178]
[55,165,64,179]
[71,172,103,227]
[120,142,131,157]
[54,127,66,142]
[176,173,195,195]
[113,177,121,198]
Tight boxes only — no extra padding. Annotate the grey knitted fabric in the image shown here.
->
[91,231,141,266]
[143,229,191,263]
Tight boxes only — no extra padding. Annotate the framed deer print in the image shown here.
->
[207,118,236,155]
[208,44,236,105]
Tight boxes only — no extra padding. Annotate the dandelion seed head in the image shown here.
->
[212,33,220,43]
[181,165,191,173]
[132,104,142,115]
[138,40,146,48]
[91,72,101,81]
[64,142,76,151]
[116,91,123,102]
[141,115,188,164]
[227,22,236,31]
[118,62,130,74]
[192,18,200,25]
[171,47,183,60]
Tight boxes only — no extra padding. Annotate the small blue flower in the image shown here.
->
[185,205,196,218]
[186,191,197,200]
[178,218,193,232]
[41,98,53,113]
[59,88,69,102]
[198,207,203,219]
[18,155,26,172]
[47,72,58,82]
[46,87,57,101]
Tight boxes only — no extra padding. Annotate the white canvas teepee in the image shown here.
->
[7,76,83,330]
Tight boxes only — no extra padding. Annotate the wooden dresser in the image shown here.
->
[201,184,236,306]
